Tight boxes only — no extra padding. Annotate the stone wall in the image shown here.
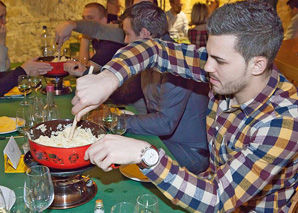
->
[4,0,292,63]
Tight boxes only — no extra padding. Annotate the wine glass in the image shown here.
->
[111,112,127,135]
[24,165,54,212]
[18,75,31,106]
[29,99,44,124]
[100,106,117,133]
[135,194,159,213]
[16,107,34,134]
[30,76,42,101]
[9,186,32,213]
[111,202,135,213]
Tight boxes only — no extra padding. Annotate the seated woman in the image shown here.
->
[188,3,209,48]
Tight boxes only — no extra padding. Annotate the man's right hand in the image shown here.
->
[0,24,6,45]
[64,61,84,77]
[55,21,76,49]
[72,70,120,120]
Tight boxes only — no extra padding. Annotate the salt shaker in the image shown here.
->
[94,199,104,213]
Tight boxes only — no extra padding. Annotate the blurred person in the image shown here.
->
[107,0,122,23]
[166,0,188,38]
[284,0,298,40]
[72,1,298,212]
[188,3,209,48]
[0,1,9,71]
[0,58,52,96]
[111,1,209,174]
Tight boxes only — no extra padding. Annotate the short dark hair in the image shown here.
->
[85,2,107,18]
[287,0,298,9]
[119,1,168,38]
[207,1,283,70]
[0,1,6,7]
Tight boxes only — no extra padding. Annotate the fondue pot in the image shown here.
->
[28,119,106,170]
[38,56,69,77]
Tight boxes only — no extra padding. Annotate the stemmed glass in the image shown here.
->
[111,112,127,135]
[135,194,159,213]
[100,106,117,133]
[29,99,44,125]
[30,76,42,101]
[24,165,54,212]
[18,75,31,106]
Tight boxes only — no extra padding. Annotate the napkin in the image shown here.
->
[4,154,28,173]
[0,116,16,132]
[4,86,23,97]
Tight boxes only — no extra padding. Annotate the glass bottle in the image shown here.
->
[41,25,49,57]
[42,84,60,121]
[94,199,104,213]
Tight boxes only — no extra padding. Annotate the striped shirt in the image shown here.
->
[103,39,298,212]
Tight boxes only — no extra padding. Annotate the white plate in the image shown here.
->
[0,185,15,210]
[119,164,150,182]
[0,117,18,134]
[121,110,135,116]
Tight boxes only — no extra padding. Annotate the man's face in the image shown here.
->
[205,35,252,97]
[170,0,182,14]
[0,5,7,25]
[82,7,106,24]
[122,18,150,43]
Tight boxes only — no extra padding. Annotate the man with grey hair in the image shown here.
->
[68,1,298,212]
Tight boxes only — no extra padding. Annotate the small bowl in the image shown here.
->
[28,119,106,170]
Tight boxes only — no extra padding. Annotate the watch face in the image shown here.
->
[143,149,159,166]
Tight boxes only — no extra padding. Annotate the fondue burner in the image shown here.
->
[24,151,97,209]
[40,74,73,96]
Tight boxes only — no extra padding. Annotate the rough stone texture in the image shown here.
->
[4,0,292,63]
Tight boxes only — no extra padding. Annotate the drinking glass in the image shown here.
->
[30,76,42,101]
[135,194,159,213]
[111,112,127,135]
[111,202,135,213]
[100,106,117,133]
[16,107,34,134]
[29,99,44,124]
[0,188,8,213]
[18,75,31,106]
[24,165,54,212]
[9,187,32,213]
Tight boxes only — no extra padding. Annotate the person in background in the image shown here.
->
[166,0,188,39]
[107,0,122,23]
[64,3,124,76]
[68,1,298,211]
[0,58,52,96]
[112,1,209,174]
[0,1,10,71]
[207,0,219,13]
[284,0,298,40]
[188,3,209,48]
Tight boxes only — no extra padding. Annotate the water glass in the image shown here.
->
[135,194,159,213]
[24,165,54,212]
[9,187,32,213]
[111,202,135,213]
[111,112,127,135]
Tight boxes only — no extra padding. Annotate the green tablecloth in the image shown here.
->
[0,85,186,212]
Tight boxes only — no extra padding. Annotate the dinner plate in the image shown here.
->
[0,185,15,210]
[119,164,150,182]
[0,117,18,134]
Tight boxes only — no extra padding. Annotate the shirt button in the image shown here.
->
[215,126,219,131]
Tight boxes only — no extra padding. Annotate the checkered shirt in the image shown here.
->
[103,39,298,212]
[188,29,208,48]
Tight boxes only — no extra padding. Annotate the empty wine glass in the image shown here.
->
[135,194,159,213]
[29,99,44,124]
[111,202,135,213]
[30,76,42,101]
[18,75,31,106]
[16,107,34,135]
[24,165,54,213]
[111,112,127,135]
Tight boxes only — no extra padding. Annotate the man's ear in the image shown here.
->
[139,28,151,39]
[251,56,268,76]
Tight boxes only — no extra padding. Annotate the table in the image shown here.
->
[274,38,298,84]
[0,86,186,212]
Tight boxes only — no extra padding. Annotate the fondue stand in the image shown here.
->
[24,151,97,209]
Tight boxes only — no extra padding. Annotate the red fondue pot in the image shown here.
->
[38,56,68,77]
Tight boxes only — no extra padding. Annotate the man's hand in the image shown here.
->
[72,70,120,120]
[55,21,76,49]
[64,61,85,77]
[85,134,150,171]
[0,24,6,45]
[21,57,53,76]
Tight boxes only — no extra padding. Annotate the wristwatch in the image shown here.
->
[137,145,159,169]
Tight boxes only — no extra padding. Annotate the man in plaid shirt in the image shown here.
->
[65,1,298,212]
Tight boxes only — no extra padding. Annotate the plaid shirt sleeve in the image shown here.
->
[102,38,209,86]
